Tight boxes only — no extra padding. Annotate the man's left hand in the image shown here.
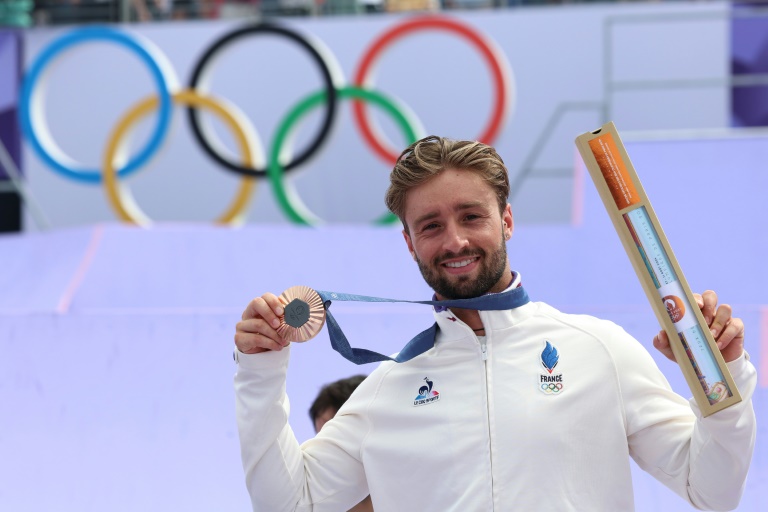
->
[652,290,744,363]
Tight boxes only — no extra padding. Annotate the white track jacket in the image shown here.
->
[235,299,756,511]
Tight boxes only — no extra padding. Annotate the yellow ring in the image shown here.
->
[102,89,258,226]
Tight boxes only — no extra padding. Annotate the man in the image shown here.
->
[233,136,756,511]
[309,376,374,512]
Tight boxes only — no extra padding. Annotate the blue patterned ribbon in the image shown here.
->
[316,287,530,365]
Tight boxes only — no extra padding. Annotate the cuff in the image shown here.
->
[234,345,290,371]
[725,350,757,393]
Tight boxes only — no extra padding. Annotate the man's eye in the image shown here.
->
[422,223,439,231]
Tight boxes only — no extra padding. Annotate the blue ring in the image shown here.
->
[19,26,173,184]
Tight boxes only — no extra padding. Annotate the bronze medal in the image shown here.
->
[277,286,326,342]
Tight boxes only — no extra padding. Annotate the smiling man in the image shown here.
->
[391,140,515,337]
[405,171,511,303]
[233,136,756,511]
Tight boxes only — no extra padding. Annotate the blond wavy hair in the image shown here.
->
[385,135,510,229]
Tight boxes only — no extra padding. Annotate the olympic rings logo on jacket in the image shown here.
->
[19,16,514,226]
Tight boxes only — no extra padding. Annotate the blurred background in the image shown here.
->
[1,1,766,511]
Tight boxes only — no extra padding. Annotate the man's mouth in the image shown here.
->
[443,257,478,268]
[438,254,482,275]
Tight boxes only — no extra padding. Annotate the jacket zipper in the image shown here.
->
[480,335,494,510]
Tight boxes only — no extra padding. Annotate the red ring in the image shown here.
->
[352,16,511,164]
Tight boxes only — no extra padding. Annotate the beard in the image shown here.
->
[416,234,509,300]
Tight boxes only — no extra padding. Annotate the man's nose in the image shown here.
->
[442,221,470,254]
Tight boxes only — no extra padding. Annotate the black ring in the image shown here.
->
[187,22,339,178]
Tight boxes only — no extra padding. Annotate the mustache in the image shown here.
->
[434,248,485,266]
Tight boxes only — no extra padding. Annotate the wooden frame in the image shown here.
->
[575,122,741,416]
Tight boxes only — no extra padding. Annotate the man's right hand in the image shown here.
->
[235,293,291,354]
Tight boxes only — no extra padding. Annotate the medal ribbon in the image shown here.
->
[316,286,530,365]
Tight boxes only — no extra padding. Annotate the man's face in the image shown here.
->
[402,169,513,300]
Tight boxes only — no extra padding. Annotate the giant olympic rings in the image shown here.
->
[268,86,423,226]
[103,90,261,226]
[20,16,513,225]
[187,23,342,178]
[353,16,512,164]
[19,26,177,183]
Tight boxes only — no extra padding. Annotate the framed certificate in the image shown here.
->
[575,122,741,416]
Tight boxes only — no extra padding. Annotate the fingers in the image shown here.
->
[699,290,718,325]
[652,330,677,362]
[709,302,732,340]
[236,293,288,354]
[241,293,284,324]
[234,326,287,354]
[693,292,703,311]
[656,290,745,364]
[714,317,745,363]
[716,315,744,347]
[696,289,745,363]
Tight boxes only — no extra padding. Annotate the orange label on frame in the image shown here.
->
[588,133,640,210]
[662,295,686,323]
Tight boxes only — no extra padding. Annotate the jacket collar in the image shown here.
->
[431,271,536,343]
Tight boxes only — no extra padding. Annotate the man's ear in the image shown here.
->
[503,203,514,241]
[403,229,417,261]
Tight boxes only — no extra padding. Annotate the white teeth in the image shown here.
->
[445,258,475,268]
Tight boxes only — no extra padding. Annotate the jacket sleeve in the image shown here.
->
[615,329,757,511]
[234,346,371,512]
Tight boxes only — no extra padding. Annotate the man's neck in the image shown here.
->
[451,307,483,331]
[435,270,517,332]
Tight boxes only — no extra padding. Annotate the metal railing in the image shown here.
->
[603,3,768,123]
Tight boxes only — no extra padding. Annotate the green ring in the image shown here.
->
[268,86,422,226]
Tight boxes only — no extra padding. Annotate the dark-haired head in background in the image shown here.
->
[309,375,373,512]
[309,374,367,433]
